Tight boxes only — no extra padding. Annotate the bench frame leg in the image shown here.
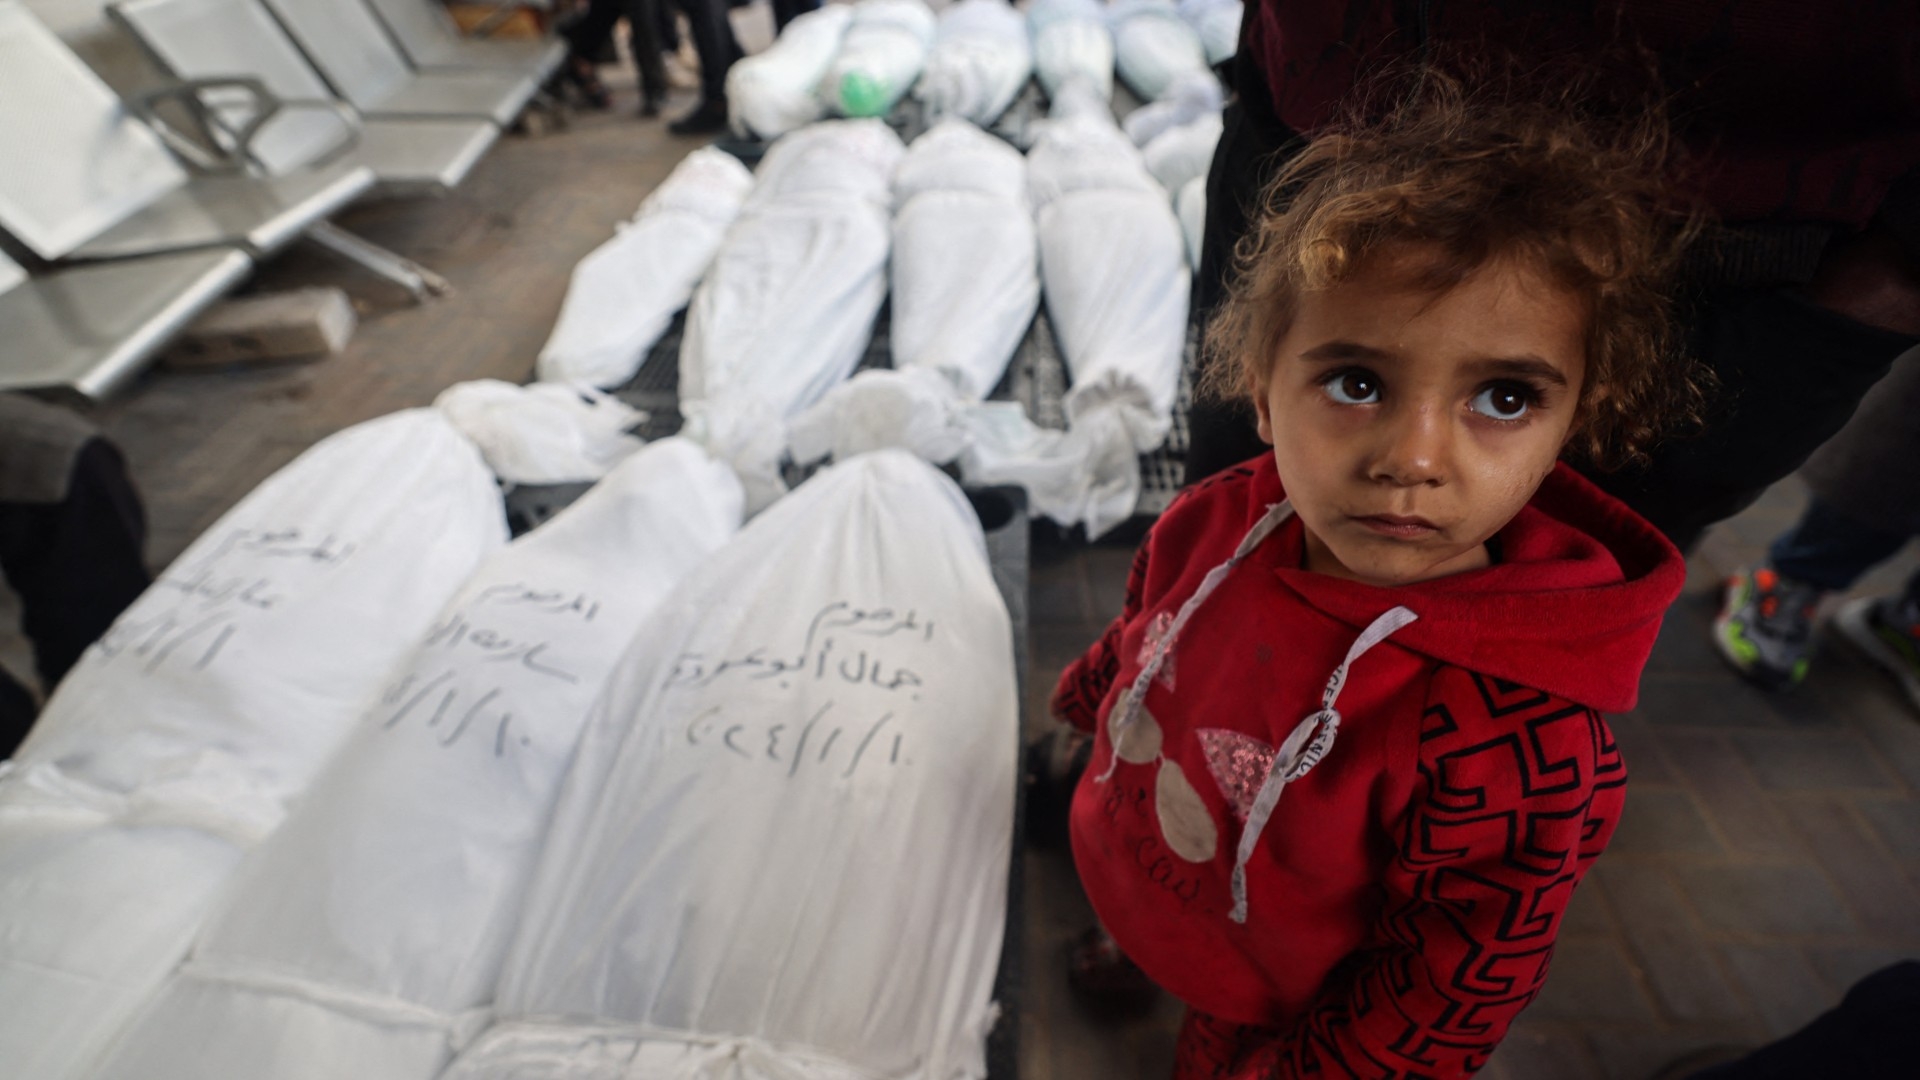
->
[303,222,452,303]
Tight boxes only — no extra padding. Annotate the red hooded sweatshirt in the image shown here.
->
[1054,455,1686,1079]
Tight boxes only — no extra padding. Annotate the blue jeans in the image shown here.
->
[1769,499,1918,601]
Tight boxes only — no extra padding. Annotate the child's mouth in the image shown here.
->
[1353,514,1441,539]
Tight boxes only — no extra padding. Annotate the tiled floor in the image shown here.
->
[6,39,1916,1080]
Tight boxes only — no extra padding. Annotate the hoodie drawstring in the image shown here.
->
[1098,500,1299,783]
[1228,604,1418,923]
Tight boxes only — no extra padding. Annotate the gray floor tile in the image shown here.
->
[1593,864,1751,1025]
[1733,730,1900,792]
[1655,732,1805,857]
[1717,944,1834,1039]
[1484,1016,1607,1080]
[1609,788,1725,857]
[1530,938,1660,1024]
[1787,798,1920,938]
[1669,863,1858,937]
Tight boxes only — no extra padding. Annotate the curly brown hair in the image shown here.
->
[1202,68,1708,471]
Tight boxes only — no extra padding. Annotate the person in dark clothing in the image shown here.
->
[562,0,669,115]
[1188,2,1920,554]
[0,395,150,757]
[1654,962,1920,1080]
[663,0,742,135]
[769,0,819,34]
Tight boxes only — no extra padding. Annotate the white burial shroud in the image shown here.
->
[1179,0,1243,65]
[966,88,1187,537]
[1109,0,1212,102]
[0,410,505,1080]
[535,149,755,390]
[443,451,1017,1080]
[824,0,937,118]
[84,438,745,1080]
[678,120,904,508]
[726,4,854,139]
[1028,0,1113,102]
[914,0,1033,125]
[890,119,1039,402]
[1143,111,1222,197]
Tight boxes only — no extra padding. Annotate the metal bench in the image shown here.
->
[113,0,501,199]
[263,0,540,127]
[0,245,251,399]
[363,0,564,81]
[0,0,373,263]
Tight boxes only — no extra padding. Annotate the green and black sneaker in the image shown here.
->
[1713,566,1823,690]
[1834,594,1920,716]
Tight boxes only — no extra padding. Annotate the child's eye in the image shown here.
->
[1322,369,1382,405]
[1469,382,1538,421]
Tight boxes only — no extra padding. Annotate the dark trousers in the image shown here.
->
[1185,51,1918,553]
[1769,498,1919,600]
[1690,962,1920,1080]
[770,0,819,33]
[0,439,150,756]
[675,0,741,105]
[565,0,668,100]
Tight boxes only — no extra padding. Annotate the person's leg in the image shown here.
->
[769,0,818,34]
[665,0,741,133]
[1713,500,1907,689]
[1585,286,1914,552]
[562,0,624,108]
[1185,49,1306,485]
[623,0,668,114]
[0,439,151,690]
[0,664,37,759]
[1767,500,1912,592]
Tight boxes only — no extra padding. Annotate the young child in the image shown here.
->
[1052,79,1699,1077]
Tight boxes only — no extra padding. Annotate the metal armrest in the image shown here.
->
[132,78,362,175]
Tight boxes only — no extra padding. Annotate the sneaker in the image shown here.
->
[667,98,729,136]
[1834,595,1920,714]
[1713,566,1823,689]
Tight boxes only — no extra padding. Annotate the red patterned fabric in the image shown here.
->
[1054,455,1682,1078]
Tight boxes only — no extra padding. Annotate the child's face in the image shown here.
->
[1253,247,1588,587]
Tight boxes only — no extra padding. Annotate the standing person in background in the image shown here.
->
[562,0,670,116]
[663,0,744,135]
[0,395,150,756]
[1714,346,1920,711]
[1187,1,1920,554]
[770,0,819,34]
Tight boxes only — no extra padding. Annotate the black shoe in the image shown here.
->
[668,98,728,136]
[638,95,662,119]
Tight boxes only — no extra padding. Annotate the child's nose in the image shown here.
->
[1369,404,1450,487]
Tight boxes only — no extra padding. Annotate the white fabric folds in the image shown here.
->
[1142,112,1222,197]
[13,409,506,821]
[966,100,1187,536]
[915,0,1033,125]
[0,410,505,1080]
[435,380,646,485]
[447,451,1017,1080]
[678,120,904,511]
[1177,174,1207,268]
[84,438,745,1080]
[1109,0,1211,101]
[535,148,755,389]
[1029,0,1113,102]
[890,120,1038,401]
[727,5,854,139]
[1121,69,1224,148]
[825,0,937,118]
[1179,0,1243,65]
